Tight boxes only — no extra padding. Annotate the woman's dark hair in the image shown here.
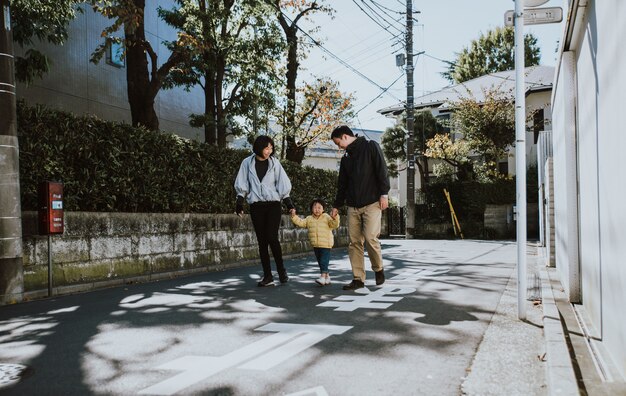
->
[330,125,354,140]
[252,135,275,156]
[310,198,326,212]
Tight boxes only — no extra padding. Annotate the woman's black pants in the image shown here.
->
[250,201,285,279]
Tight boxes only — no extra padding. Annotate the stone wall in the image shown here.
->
[21,212,348,299]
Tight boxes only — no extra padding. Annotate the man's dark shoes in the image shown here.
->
[375,269,385,285]
[279,272,289,284]
[257,277,275,287]
[342,279,365,291]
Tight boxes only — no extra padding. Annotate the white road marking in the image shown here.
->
[139,323,351,395]
[316,286,416,311]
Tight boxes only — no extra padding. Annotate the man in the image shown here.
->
[330,125,390,290]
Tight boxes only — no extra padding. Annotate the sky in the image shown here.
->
[298,0,565,132]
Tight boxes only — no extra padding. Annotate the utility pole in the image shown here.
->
[405,0,415,239]
[514,0,527,320]
[0,0,24,304]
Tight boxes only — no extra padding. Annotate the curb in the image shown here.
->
[539,267,579,395]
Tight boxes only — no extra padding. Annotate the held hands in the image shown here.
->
[289,208,296,217]
[330,208,339,219]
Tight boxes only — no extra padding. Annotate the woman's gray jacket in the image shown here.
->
[234,155,292,204]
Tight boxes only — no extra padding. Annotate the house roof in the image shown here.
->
[377,65,555,116]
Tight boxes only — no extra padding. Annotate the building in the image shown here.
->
[377,65,554,205]
[546,0,626,381]
[15,4,208,140]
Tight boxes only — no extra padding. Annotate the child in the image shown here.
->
[291,199,340,285]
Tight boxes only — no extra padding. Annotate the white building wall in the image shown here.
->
[551,0,626,379]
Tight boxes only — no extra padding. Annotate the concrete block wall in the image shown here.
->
[20,212,348,299]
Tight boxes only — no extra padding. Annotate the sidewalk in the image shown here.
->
[463,243,626,396]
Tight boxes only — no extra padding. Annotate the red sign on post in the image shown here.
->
[38,181,64,235]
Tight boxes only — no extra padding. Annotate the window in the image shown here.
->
[533,109,544,144]
[106,39,125,68]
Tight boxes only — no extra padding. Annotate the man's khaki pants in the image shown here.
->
[347,202,383,282]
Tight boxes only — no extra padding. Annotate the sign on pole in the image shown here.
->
[505,7,563,26]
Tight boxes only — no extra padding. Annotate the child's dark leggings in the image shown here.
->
[250,201,285,279]
[314,247,331,273]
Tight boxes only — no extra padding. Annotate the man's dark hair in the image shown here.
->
[252,135,275,156]
[330,125,354,140]
[310,198,326,212]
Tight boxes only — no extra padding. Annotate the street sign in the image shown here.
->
[504,7,563,26]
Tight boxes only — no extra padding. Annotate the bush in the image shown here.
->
[17,102,338,213]
[417,179,516,224]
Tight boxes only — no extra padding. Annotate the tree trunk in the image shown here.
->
[285,136,305,163]
[0,0,24,303]
[125,0,159,131]
[204,73,217,145]
[284,28,299,161]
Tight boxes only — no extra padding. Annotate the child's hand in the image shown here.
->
[330,208,338,219]
[289,208,296,217]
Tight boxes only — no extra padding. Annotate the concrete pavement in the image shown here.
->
[0,239,614,395]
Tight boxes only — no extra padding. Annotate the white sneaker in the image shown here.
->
[325,275,331,285]
[315,276,326,286]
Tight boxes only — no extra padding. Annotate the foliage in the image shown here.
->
[442,26,541,84]
[417,180,516,224]
[271,0,335,163]
[276,77,354,161]
[424,133,471,168]
[17,102,338,213]
[89,0,187,131]
[381,109,445,178]
[11,0,83,84]
[159,0,284,146]
[425,87,515,181]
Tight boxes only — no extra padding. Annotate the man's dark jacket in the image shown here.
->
[333,136,391,209]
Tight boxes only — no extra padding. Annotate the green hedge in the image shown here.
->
[417,180,515,223]
[17,102,338,213]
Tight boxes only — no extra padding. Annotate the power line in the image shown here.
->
[276,8,402,101]
[349,0,402,39]
[352,73,404,117]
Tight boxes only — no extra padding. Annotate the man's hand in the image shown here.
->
[331,208,339,219]
[289,208,296,217]
[379,196,389,210]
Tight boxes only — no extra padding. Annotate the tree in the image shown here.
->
[381,109,443,186]
[442,26,540,84]
[11,0,82,84]
[271,0,332,162]
[90,0,186,131]
[276,77,354,163]
[160,0,283,147]
[426,87,516,182]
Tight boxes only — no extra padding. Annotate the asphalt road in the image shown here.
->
[0,239,517,395]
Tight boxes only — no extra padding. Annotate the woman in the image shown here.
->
[234,135,295,287]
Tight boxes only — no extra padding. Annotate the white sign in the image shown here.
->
[139,323,351,395]
[504,7,563,26]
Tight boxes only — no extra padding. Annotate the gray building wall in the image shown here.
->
[16,2,205,140]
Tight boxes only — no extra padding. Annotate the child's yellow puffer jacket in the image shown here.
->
[291,213,340,248]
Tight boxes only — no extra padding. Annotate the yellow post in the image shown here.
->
[443,189,464,239]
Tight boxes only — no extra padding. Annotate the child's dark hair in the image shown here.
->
[252,135,275,157]
[310,198,326,212]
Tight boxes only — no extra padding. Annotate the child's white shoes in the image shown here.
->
[315,275,331,286]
